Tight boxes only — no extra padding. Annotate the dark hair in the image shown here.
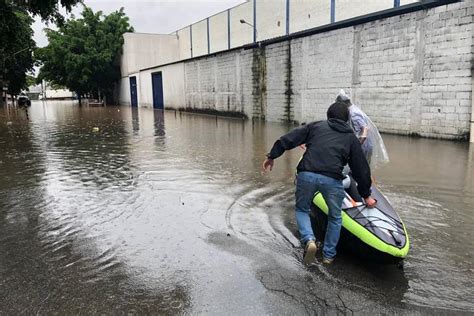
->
[327,102,349,121]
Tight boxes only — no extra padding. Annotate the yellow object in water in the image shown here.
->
[92,127,99,132]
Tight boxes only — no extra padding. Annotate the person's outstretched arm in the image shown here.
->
[263,124,311,172]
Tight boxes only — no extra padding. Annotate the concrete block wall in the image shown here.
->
[120,1,472,140]
[298,28,354,122]
[265,41,292,121]
[175,0,473,139]
[183,51,252,114]
[352,0,473,138]
[181,47,268,118]
[240,48,264,118]
[354,14,419,135]
[214,53,239,111]
[418,1,473,138]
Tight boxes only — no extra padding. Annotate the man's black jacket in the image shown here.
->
[267,119,372,198]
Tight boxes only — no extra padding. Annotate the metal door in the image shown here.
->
[151,72,164,109]
[129,76,138,107]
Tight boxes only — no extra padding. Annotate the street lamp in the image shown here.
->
[240,19,257,42]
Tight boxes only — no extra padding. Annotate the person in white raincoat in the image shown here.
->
[336,89,389,168]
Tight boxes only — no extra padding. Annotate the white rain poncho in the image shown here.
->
[337,89,389,169]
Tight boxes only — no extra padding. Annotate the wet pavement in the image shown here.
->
[0,101,473,314]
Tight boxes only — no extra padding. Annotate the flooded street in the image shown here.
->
[0,101,473,314]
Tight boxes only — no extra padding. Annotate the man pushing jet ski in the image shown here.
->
[262,101,376,265]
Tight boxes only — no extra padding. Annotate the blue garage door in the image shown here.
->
[129,76,138,107]
[152,72,164,110]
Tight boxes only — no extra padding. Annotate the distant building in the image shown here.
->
[23,81,76,101]
[43,87,76,100]
[26,84,42,100]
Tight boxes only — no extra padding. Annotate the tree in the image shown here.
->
[37,7,133,105]
[11,0,81,24]
[26,75,37,88]
[0,5,36,98]
[0,0,80,106]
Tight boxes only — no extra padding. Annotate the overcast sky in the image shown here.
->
[33,0,246,47]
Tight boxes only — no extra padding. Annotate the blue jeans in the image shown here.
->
[295,171,345,259]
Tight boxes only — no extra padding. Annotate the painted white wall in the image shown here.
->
[138,63,186,108]
[209,11,229,53]
[256,0,286,40]
[400,0,420,5]
[192,20,208,57]
[336,0,393,21]
[119,73,140,106]
[229,1,253,48]
[120,33,180,76]
[290,0,331,33]
[177,27,192,60]
[119,77,130,105]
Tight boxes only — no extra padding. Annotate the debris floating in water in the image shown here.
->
[6,121,12,126]
[92,127,99,132]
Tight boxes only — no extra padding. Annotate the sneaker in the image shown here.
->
[303,240,317,265]
[322,257,334,264]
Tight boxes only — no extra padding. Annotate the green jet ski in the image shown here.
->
[310,175,410,264]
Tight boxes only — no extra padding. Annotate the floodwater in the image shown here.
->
[0,101,472,314]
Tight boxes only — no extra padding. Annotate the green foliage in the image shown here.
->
[26,74,37,87]
[37,7,133,103]
[0,0,79,99]
[11,0,81,24]
[0,3,36,95]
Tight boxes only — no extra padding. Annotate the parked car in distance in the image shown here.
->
[18,93,31,107]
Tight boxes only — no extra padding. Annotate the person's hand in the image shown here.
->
[364,196,377,208]
[262,158,274,172]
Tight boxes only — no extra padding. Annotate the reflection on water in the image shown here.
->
[0,101,472,313]
[0,103,190,314]
[375,136,474,311]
